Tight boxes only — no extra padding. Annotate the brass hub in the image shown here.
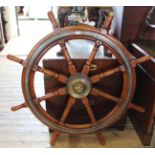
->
[67,73,91,99]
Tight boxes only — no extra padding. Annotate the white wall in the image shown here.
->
[4,6,18,40]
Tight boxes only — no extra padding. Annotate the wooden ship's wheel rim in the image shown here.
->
[21,26,136,134]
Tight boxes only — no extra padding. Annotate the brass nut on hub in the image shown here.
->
[67,73,91,99]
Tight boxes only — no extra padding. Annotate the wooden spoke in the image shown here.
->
[131,55,151,67]
[7,54,27,67]
[91,65,126,84]
[91,88,120,103]
[90,55,151,84]
[11,102,28,111]
[11,87,67,111]
[97,131,105,145]
[82,97,96,125]
[128,103,145,113]
[59,97,76,125]
[35,87,67,103]
[82,41,102,74]
[59,40,77,74]
[33,65,68,84]
[91,88,145,113]
[7,55,68,84]
[103,13,114,34]
[50,131,60,145]
[48,12,60,30]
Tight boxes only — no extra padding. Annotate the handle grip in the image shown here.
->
[128,103,145,113]
[11,103,28,111]
[48,12,60,29]
[7,54,23,64]
[104,13,114,31]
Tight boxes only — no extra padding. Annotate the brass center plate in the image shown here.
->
[67,73,91,99]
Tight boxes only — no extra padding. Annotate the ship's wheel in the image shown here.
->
[7,12,151,145]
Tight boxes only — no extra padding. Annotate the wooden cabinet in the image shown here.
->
[118,6,155,46]
[128,42,155,146]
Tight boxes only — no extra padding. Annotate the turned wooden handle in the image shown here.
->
[131,55,151,67]
[7,54,23,64]
[104,13,114,30]
[11,103,28,111]
[128,103,145,113]
[50,131,60,145]
[97,131,105,145]
[48,11,59,29]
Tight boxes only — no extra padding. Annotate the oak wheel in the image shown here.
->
[7,12,151,145]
